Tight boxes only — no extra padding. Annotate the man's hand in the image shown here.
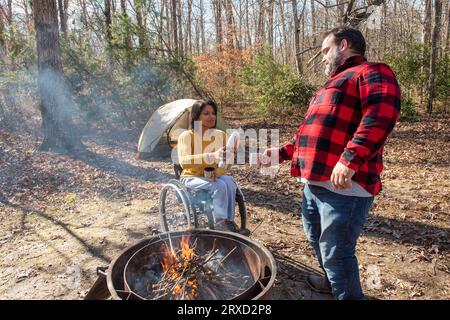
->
[210,146,226,163]
[331,162,355,189]
[261,148,279,167]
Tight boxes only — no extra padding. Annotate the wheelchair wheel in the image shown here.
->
[159,182,192,232]
[235,188,247,230]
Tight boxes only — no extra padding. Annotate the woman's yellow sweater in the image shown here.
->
[177,129,228,177]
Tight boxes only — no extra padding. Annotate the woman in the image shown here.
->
[177,100,241,233]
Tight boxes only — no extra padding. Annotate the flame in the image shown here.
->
[160,235,198,299]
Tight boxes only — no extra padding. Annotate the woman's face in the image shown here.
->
[199,105,216,128]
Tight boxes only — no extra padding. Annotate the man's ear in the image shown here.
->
[340,38,349,51]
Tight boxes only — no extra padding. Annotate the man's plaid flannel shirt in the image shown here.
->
[279,55,401,195]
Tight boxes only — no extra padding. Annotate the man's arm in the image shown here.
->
[278,136,297,163]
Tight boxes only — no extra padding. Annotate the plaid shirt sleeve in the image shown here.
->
[339,63,401,172]
[279,136,296,163]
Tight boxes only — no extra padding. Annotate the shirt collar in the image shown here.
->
[330,55,367,78]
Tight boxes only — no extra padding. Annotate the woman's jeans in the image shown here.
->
[301,183,374,300]
[180,175,237,221]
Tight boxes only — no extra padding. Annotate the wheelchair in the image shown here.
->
[159,164,248,233]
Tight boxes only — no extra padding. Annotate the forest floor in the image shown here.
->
[0,111,449,300]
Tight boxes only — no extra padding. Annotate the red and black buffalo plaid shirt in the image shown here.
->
[279,55,401,195]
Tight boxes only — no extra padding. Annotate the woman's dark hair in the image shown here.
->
[190,100,218,129]
[323,26,366,56]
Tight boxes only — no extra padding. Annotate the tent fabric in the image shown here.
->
[137,99,229,157]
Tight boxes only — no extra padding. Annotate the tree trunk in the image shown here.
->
[120,0,132,50]
[237,0,243,49]
[257,0,265,45]
[187,0,193,54]
[267,0,274,54]
[135,0,146,50]
[200,0,205,51]
[442,0,449,55]
[245,0,251,47]
[104,0,112,47]
[337,0,345,24]
[177,0,183,56]
[422,0,432,45]
[310,0,316,45]
[325,0,330,30]
[170,0,178,56]
[427,0,443,114]
[213,0,223,50]
[279,0,288,64]
[291,0,302,74]
[32,0,83,153]
[57,0,69,35]
[23,0,33,36]
[224,0,235,49]
[0,5,5,57]
[6,0,12,25]
[194,16,200,53]
[162,0,169,55]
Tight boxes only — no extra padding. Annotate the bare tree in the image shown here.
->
[443,0,449,55]
[57,0,69,35]
[32,0,83,152]
[0,4,5,57]
[213,0,223,50]
[171,0,179,55]
[134,0,146,49]
[279,0,288,64]
[177,0,183,55]
[257,0,265,45]
[267,0,274,53]
[224,0,235,49]
[427,0,443,114]
[199,0,205,51]
[291,0,302,74]
[104,0,112,46]
[422,0,432,45]
[120,0,132,51]
[310,0,316,45]
[245,0,251,47]
[187,0,193,54]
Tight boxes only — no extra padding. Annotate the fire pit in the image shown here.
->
[101,229,276,300]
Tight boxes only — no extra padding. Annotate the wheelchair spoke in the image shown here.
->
[159,184,191,232]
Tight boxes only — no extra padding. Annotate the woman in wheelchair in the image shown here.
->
[177,100,244,234]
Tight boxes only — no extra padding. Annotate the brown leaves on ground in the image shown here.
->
[0,114,449,299]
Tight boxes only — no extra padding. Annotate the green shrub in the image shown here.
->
[240,49,315,118]
[384,44,449,109]
[399,97,420,121]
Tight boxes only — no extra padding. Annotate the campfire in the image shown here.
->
[90,229,276,300]
[124,232,259,300]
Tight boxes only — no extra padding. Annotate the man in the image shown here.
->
[263,26,401,300]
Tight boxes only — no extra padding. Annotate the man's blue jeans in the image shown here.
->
[301,183,374,300]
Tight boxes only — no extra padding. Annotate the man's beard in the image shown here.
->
[325,50,345,76]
